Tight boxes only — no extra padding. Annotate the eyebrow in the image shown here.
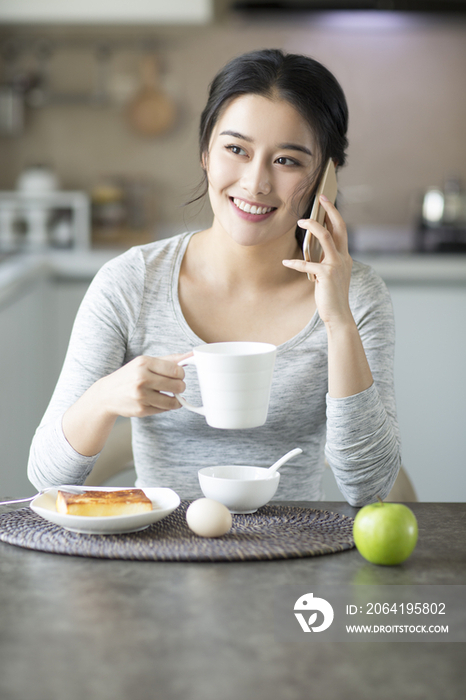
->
[219,130,313,157]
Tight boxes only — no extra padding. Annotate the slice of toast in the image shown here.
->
[56,489,152,517]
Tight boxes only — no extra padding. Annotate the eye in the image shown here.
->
[226,144,247,156]
[275,156,301,167]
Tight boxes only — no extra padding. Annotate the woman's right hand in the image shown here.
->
[96,352,190,419]
[62,352,190,457]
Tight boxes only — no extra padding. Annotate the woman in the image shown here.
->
[28,49,401,506]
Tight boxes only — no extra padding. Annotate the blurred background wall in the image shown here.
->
[1,12,465,240]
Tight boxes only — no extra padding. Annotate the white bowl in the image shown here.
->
[198,466,280,514]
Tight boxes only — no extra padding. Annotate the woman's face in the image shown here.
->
[204,93,319,248]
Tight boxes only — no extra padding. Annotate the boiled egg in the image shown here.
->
[186,498,232,538]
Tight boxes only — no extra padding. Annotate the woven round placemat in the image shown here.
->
[0,501,354,562]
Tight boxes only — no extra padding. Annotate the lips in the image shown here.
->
[232,197,275,215]
[229,197,277,223]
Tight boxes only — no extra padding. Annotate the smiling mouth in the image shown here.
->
[231,197,276,215]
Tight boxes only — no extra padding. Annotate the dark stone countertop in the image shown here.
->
[0,501,465,700]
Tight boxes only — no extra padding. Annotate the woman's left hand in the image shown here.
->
[282,195,353,328]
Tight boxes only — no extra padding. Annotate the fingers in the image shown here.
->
[282,258,320,277]
[143,391,181,414]
[298,195,348,256]
[316,194,346,233]
[134,355,186,395]
[146,355,187,382]
[283,196,352,291]
[109,355,187,418]
[163,350,193,366]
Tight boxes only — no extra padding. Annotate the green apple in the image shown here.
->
[353,497,418,565]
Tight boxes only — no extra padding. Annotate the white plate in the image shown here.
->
[30,486,180,535]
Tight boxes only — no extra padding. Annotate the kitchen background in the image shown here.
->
[1,1,466,501]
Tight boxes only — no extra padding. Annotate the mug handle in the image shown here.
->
[174,356,206,416]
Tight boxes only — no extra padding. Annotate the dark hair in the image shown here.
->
[192,48,349,245]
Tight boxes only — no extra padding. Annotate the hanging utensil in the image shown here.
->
[126,54,176,137]
[92,43,112,105]
[0,40,24,135]
[0,84,24,135]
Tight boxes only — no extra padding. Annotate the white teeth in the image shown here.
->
[233,198,273,215]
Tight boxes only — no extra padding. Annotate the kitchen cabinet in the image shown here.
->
[389,283,466,503]
[45,276,90,387]
[0,0,213,24]
[0,271,90,498]
[0,277,51,498]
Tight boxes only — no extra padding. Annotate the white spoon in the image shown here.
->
[266,448,303,478]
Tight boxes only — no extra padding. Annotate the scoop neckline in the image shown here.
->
[170,230,322,354]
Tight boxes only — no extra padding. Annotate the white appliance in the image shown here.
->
[0,191,91,251]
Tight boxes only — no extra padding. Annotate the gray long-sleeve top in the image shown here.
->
[28,231,402,506]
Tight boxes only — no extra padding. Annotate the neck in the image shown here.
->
[190,225,303,291]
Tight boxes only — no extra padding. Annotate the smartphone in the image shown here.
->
[302,158,338,274]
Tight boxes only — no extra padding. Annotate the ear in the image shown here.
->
[201,151,208,170]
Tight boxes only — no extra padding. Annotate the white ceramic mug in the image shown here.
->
[175,341,277,429]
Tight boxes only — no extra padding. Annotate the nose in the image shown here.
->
[240,158,271,197]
